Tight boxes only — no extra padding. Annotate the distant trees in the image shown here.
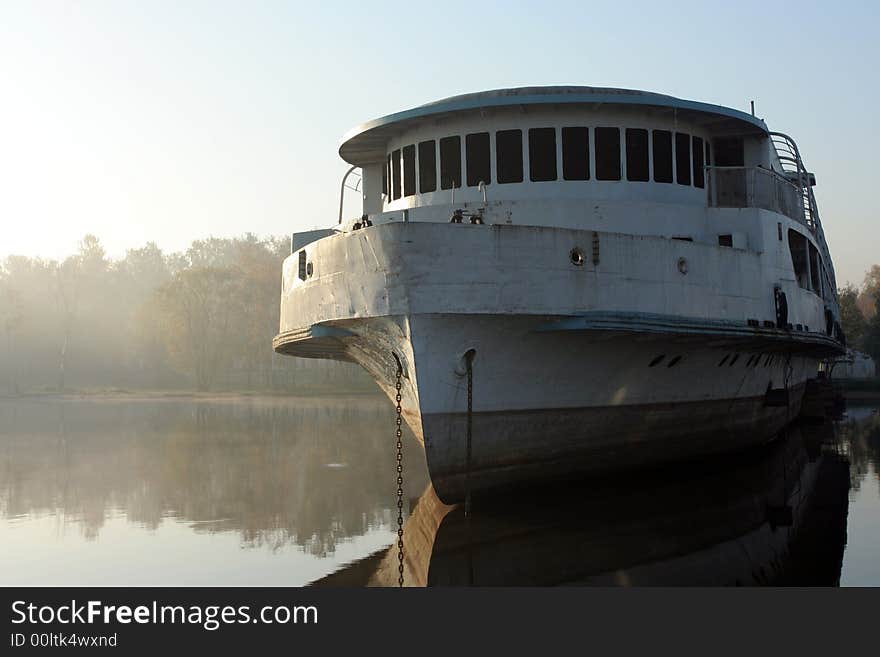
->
[0,282,24,394]
[156,267,241,391]
[0,233,370,393]
[839,265,880,365]
[839,285,867,347]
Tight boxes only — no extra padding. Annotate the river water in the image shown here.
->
[0,394,877,586]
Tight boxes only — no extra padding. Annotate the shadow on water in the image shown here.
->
[319,417,867,587]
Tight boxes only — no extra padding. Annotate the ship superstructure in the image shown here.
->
[274,87,845,501]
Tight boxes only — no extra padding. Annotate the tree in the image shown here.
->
[52,257,81,391]
[839,284,867,348]
[0,283,24,394]
[857,265,880,319]
[155,267,243,391]
[863,290,880,364]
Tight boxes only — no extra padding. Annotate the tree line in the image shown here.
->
[839,264,880,364]
[0,234,372,394]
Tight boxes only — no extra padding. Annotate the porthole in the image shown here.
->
[306,262,314,278]
[570,247,585,267]
[677,257,688,275]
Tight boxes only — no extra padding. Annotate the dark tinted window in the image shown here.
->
[713,137,743,167]
[496,129,523,184]
[391,148,401,200]
[561,127,589,180]
[466,132,491,186]
[652,130,673,183]
[418,140,436,193]
[675,133,691,186]
[595,127,621,181]
[625,128,649,182]
[439,136,461,190]
[705,140,711,167]
[529,128,557,182]
[402,145,416,197]
[384,155,390,198]
[692,136,704,188]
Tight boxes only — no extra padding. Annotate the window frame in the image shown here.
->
[418,140,437,193]
[594,127,621,181]
[495,129,524,184]
[528,127,558,182]
[465,132,491,187]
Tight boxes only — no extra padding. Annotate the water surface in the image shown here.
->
[0,395,877,586]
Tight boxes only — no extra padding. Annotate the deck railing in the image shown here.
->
[706,166,804,226]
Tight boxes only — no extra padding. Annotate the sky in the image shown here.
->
[0,0,877,285]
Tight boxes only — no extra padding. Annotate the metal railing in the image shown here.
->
[769,131,837,293]
[706,165,804,224]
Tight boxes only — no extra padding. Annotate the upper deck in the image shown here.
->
[328,86,837,306]
[340,87,801,223]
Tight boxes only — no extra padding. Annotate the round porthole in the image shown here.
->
[570,247,585,267]
[677,257,688,275]
[306,262,314,278]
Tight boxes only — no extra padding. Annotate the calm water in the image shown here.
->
[0,394,877,586]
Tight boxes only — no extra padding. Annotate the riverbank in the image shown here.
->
[838,378,880,401]
[0,384,383,403]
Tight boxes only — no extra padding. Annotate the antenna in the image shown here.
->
[750,100,755,116]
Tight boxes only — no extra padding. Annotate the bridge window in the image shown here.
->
[692,136,705,188]
[391,148,401,200]
[418,140,436,193]
[595,127,621,181]
[529,128,557,182]
[561,127,589,180]
[652,130,673,183]
[788,229,809,290]
[809,243,822,296]
[466,132,491,186]
[625,128,649,182]
[383,155,389,199]
[714,137,743,167]
[496,129,523,184]
[675,132,691,186]
[402,145,416,197]
[439,136,461,190]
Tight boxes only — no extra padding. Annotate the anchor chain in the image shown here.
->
[465,353,473,518]
[394,365,404,587]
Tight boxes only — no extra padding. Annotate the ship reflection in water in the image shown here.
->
[0,397,878,586]
[319,421,853,587]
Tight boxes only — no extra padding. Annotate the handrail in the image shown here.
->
[705,165,803,224]
[338,165,362,224]
[769,131,838,297]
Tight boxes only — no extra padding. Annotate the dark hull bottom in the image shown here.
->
[422,386,805,503]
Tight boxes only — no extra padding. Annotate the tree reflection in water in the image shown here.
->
[0,396,428,556]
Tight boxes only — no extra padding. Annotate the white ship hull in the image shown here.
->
[274,222,840,502]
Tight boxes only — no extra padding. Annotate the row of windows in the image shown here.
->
[383,127,712,201]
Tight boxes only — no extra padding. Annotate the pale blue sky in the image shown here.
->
[1,0,877,284]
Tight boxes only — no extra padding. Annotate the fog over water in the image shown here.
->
[0,234,369,395]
